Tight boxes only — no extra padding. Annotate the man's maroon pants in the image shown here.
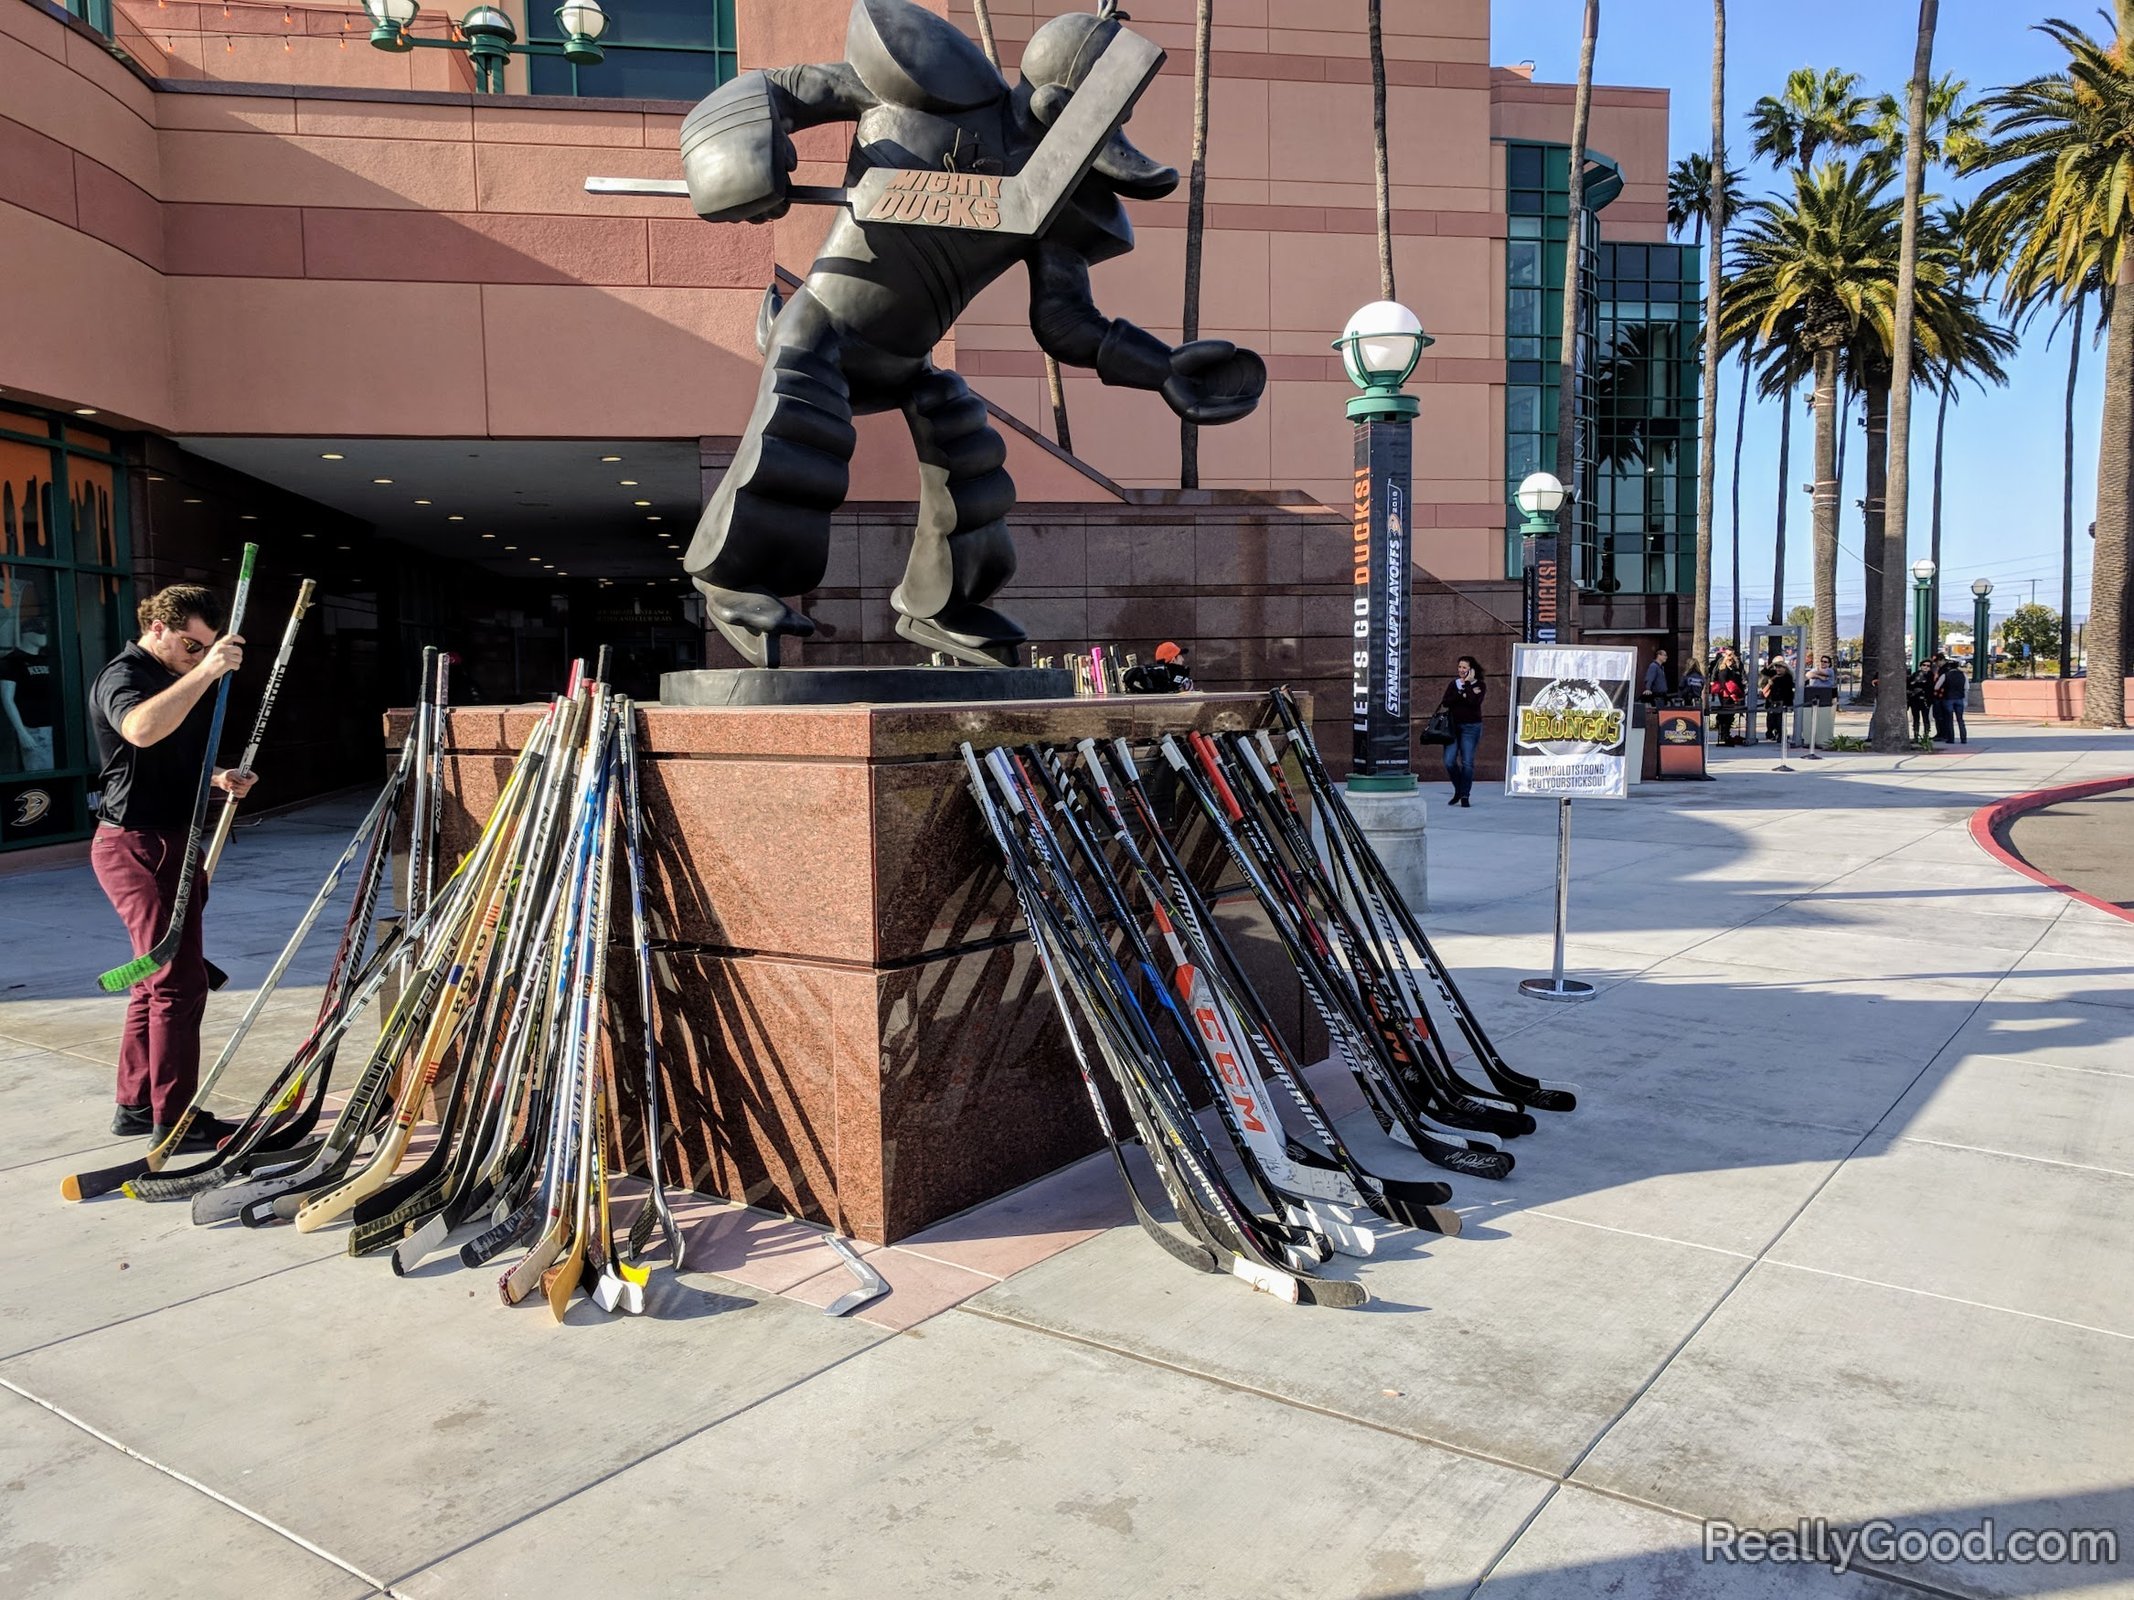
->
[90,825,210,1124]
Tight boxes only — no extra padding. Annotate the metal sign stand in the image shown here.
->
[1520,797,1595,1002]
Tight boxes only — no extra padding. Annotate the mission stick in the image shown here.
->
[616,700,683,1272]
[1269,689,1577,1110]
[1161,734,1511,1180]
[1220,730,1534,1139]
[1099,739,1461,1235]
[406,647,437,926]
[97,543,258,993]
[202,579,316,879]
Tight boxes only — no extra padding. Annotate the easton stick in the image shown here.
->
[616,700,683,1272]
[202,578,316,879]
[112,742,414,1202]
[1269,690,1579,1111]
[97,543,259,994]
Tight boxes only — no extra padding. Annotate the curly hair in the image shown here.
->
[137,584,224,635]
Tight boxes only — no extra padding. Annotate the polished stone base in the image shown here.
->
[417,691,1317,1243]
[659,666,1075,707]
[1342,782,1429,914]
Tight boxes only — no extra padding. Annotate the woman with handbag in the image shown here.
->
[1432,656,1487,807]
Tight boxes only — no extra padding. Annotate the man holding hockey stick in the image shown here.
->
[88,584,258,1149]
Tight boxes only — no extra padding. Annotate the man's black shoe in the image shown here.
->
[149,1115,239,1153]
[112,1103,151,1137]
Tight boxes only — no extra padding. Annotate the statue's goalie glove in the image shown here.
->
[680,71,797,224]
[1163,340,1266,425]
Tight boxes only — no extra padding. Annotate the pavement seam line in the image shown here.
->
[378,1329,895,1588]
[1894,1131,2134,1182]
[1516,1208,1757,1260]
[0,1252,345,1365]
[0,1374,409,1598]
[1456,888,2070,1598]
[1753,1257,2134,1343]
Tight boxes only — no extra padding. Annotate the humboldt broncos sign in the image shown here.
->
[1504,644,1635,799]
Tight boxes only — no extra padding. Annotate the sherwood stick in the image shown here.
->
[203,578,315,879]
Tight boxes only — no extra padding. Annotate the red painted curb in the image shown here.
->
[1969,774,2134,925]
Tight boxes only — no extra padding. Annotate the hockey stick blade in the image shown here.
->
[61,1156,150,1203]
[821,1235,888,1318]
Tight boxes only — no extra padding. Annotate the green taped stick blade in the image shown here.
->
[98,953,162,993]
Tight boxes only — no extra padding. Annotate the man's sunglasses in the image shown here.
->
[171,631,212,657]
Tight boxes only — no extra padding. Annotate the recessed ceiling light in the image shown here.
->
[240,514,257,521]
[321,452,344,460]
[73,407,97,416]
[481,532,496,539]
[414,498,432,506]
[447,515,464,522]
[147,475,164,482]
[633,500,651,507]
[372,477,393,485]
[183,497,202,504]
[337,544,352,551]
[618,479,638,486]
[301,532,315,539]
[600,454,622,462]
[646,515,662,522]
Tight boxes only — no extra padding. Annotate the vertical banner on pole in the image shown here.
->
[1521,534,1560,645]
[1504,644,1636,800]
[1351,421,1413,779]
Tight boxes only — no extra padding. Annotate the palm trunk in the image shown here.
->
[1859,375,1888,708]
[1553,0,1598,643]
[1729,349,1749,651]
[1368,0,1394,299]
[2085,253,2132,727]
[1693,0,1725,668]
[1811,347,1841,670]
[2062,297,2084,677]
[1870,0,1935,752]
[1769,381,1792,628]
[1928,375,1949,633]
[1179,0,1212,488]
[969,2,1073,453]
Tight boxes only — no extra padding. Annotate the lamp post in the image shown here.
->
[1971,577,1993,688]
[363,0,608,91]
[1335,300,1431,791]
[1911,558,1936,671]
[1515,470,1569,646]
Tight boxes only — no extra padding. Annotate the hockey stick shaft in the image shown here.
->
[203,578,316,880]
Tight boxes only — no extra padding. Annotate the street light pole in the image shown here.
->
[1335,300,1431,792]
[1911,558,1937,671]
[1971,577,1993,692]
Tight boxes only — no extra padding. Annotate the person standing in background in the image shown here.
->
[1762,653,1795,743]
[88,584,257,1148]
[1124,640,1193,693]
[1641,647,1671,701]
[1935,653,1968,744]
[1436,656,1486,807]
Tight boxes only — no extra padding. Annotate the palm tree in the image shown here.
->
[1553,0,1598,644]
[1179,0,1214,488]
[1971,13,2134,723]
[1749,67,1878,173]
[1693,0,1724,670]
[1870,74,1987,172]
[1369,0,1393,300]
[1667,152,1747,248]
[1871,0,1938,754]
[968,1,1074,454]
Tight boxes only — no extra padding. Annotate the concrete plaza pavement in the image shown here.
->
[2,715,2132,1599]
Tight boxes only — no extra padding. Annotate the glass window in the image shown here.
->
[1507,240,1542,287]
[1506,387,1542,434]
[1508,191,1543,215]
[67,455,120,570]
[1,565,61,776]
[1507,145,1544,187]
[0,438,57,562]
[1507,289,1543,336]
[1509,215,1542,238]
[529,0,735,97]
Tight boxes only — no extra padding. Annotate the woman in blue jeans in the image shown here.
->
[1438,656,1487,806]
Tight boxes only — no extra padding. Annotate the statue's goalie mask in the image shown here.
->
[1016,10,1179,199]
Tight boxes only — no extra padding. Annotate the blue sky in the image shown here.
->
[1491,0,2099,630]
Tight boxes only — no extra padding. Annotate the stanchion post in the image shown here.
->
[1520,796,1595,1003]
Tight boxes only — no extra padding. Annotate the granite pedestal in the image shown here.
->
[403,691,1319,1244]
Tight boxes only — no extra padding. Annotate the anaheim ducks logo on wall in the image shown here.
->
[12,789,52,828]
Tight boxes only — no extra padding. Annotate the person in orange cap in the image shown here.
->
[1127,641,1193,693]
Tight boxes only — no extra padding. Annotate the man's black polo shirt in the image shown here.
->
[90,643,215,829]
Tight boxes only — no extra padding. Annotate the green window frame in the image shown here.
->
[0,407,135,851]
